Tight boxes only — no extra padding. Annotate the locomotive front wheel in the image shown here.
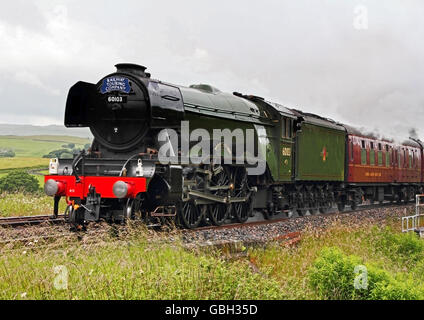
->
[123,199,136,222]
[68,206,85,231]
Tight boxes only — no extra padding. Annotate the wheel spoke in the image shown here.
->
[230,167,251,223]
[208,165,231,226]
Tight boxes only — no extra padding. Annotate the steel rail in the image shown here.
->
[0,215,65,227]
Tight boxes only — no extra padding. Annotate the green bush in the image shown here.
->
[309,247,423,300]
[378,227,424,264]
[0,148,15,158]
[60,152,73,159]
[0,170,40,193]
[42,148,74,159]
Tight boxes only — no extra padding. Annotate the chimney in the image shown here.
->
[115,63,150,78]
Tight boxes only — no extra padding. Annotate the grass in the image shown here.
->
[0,217,423,300]
[0,192,66,217]
[0,230,283,300]
[0,135,90,158]
[0,158,49,171]
[248,220,424,299]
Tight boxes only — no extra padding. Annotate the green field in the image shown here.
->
[0,135,92,215]
[0,135,91,191]
[0,135,91,158]
[0,158,49,171]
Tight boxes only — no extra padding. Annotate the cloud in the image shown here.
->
[0,0,422,142]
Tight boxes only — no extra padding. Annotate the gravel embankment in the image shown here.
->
[0,204,415,251]
[181,205,415,248]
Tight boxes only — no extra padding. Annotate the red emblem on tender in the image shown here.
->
[321,147,328,162]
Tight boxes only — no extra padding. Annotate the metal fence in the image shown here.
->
[402,194,424,233]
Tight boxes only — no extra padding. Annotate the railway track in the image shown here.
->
[0,201,411,230]
[189,201,412,232]
[0,202,413,254]
[0,215,65,227]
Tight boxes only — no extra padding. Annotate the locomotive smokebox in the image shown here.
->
[65,64,151,151]
[65,63,185,153]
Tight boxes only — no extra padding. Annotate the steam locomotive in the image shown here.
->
[44,63,423,229]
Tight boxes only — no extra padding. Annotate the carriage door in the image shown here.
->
[279,117,294,181]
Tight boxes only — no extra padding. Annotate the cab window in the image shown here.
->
[281,119,286,138]
[281,118,292,138]
[286,119,292,138]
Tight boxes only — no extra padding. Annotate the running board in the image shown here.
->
[188,190,248,204]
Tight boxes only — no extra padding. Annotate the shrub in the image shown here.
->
[0,148,15,158]
[0,170,40,193]
[309,247,423,300]
[60,152,73,159]
[379,227,424,264]
[42,149,73,159]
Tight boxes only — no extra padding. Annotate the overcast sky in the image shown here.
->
[0,0,423,140]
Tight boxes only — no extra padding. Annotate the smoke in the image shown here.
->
[0,0,423,134]
[409,128,419,140]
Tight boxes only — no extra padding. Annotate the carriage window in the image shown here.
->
[281,118,286,138]
[404,150,406,167]
[386,147,391,167]
[370,149,375,166]
[361,140,367,165]
[370,142,374,149]
[410,151,413,169]
[350,140,354,161]
[378,143,382,151]
[378,150,383,166]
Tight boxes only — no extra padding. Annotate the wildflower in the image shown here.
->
[21,292,27,298]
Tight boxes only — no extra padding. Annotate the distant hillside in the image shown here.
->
[0,124,92,139]
[0,135,92,158]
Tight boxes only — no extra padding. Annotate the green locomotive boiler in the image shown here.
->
[44,64,393,229]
